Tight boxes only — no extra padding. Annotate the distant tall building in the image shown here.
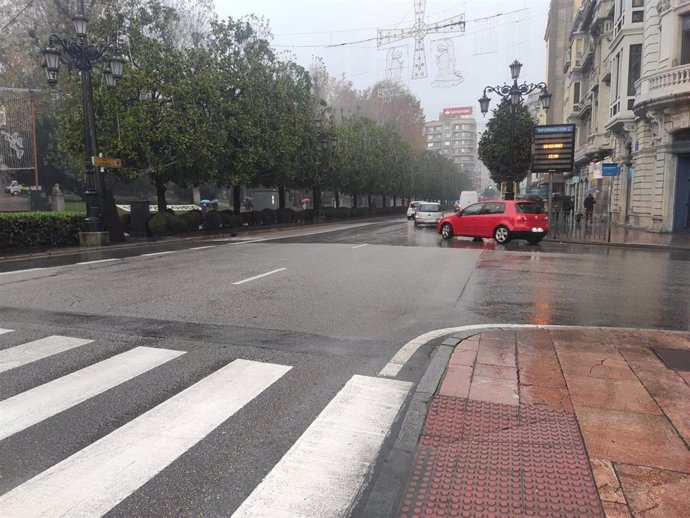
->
[424,106,479,189]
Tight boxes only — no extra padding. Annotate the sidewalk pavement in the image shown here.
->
[399,328,690,518]
[549,224,690,250]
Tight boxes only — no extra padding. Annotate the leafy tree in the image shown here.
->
[477,96,536,195]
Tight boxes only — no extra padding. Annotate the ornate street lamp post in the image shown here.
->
[41,2,124,233]
[478,59,551,200]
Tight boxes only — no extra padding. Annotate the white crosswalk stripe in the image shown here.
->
[232,375,412,518]
[0,328,13,335]
[0,335,92,374]
[0,358,292,517]
[0,332,413,517]
[0,346,185,441]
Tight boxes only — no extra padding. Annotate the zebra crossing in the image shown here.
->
[0,329,412,517]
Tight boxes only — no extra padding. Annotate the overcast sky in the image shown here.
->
[213,0,549,126]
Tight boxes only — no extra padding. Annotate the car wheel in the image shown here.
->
[527,236,543,245]
[493,225,511,244]
[440,223,453,239]
[11,191,17,196]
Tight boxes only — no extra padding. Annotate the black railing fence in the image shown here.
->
[545,211,613,243]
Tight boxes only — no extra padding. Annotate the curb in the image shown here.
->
[546,237,690,252]
[360,323,690,517]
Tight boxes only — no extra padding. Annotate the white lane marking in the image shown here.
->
[188,246,215,251]
[227,238,268,245]
[232,375,412,518]
[233,268,286,285]
[351,244,368,249]
[141,251,176,257]
[0,359,291,517]
[0,329,13,335]
[0,268,47,276]
[0,346,185,441]
[76,258,119,266]
[0,336,93,374]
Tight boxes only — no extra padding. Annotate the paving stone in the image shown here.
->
[616,464,690,518]
[590,458,626,504]
[519,384,573,412]
[558,351,638,382]
[473,362,517,381]
[440,364,473,399]
[566,377,661,415]
[601,501,632,518]
[575,407,690,473]
[469,375,519,406]
[449,349,477,367]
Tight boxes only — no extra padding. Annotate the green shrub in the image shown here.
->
[119,213,131,232]
[220,209,234,226]
[148,212,169,235]
[0,212,82,249]
[261,208,276,225]
[167,214,189,234]
[181,210,202,230]
[205,210,222,230]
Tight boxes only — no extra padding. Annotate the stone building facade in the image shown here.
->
[550,0,690,231]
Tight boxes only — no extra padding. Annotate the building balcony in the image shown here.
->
[634,64,690,113]
[574,144,589,165]
[578,97,593,118]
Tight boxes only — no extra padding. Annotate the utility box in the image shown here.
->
[29,187,50,211]
[130,200,150,237]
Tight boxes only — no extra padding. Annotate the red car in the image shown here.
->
[437,200,548,244]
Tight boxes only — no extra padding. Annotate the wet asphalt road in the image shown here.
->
[1,217,689,517]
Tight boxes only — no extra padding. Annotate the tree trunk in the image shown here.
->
[233,185,241,215]
[335,191,340,208]
[353,193,358,208]
[155,176,167,212]
[382,194,387,208]
[368,194,373,208]
[313,187,320,212]
[278,185,286,209]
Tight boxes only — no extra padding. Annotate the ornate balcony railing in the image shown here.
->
[635,64,690,108]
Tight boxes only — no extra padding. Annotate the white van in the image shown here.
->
[457,191,479,211]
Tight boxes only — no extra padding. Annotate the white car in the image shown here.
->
[4,181,26,196]
[414,202,443,227]
[406,201,423,220]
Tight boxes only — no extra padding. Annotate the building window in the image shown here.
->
[427,142,434,148]
[573,82,581,107]
[632,11,643,23]
[632,0,644,7]
[682,14,690,65]
[628,44,642,96]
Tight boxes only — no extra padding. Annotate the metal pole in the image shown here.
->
[30,91,39,188]
[507,104,516,200]
[548,172,554,232]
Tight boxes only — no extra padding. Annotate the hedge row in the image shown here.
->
[0,212,83,249]
[139,206,405,236]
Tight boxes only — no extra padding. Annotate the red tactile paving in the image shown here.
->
[402,396,604,518]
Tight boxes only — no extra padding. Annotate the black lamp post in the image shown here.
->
[41,2,124,232]
[478,59,551,200]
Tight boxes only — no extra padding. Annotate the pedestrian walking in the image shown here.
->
[584,194,595,224]
[563,195,573,225]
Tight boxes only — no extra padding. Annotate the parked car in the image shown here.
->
[437,200,548,244]
[4,181,27,196]
[414,202,443,227]
[406,200,423,220]
[458,191,479,209]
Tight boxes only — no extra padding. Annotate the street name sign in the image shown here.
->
[92,156,122,168]
[531,124,576,173]
[602,162,620,176]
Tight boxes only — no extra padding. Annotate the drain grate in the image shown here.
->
[652,347,690,371]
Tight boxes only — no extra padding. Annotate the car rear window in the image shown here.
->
[419,204,441,212]
[515,202,544,214]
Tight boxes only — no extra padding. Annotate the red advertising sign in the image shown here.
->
[442,106,473,118]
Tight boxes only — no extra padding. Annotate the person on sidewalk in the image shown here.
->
[584,194,595,224]
[563,195,573,226]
